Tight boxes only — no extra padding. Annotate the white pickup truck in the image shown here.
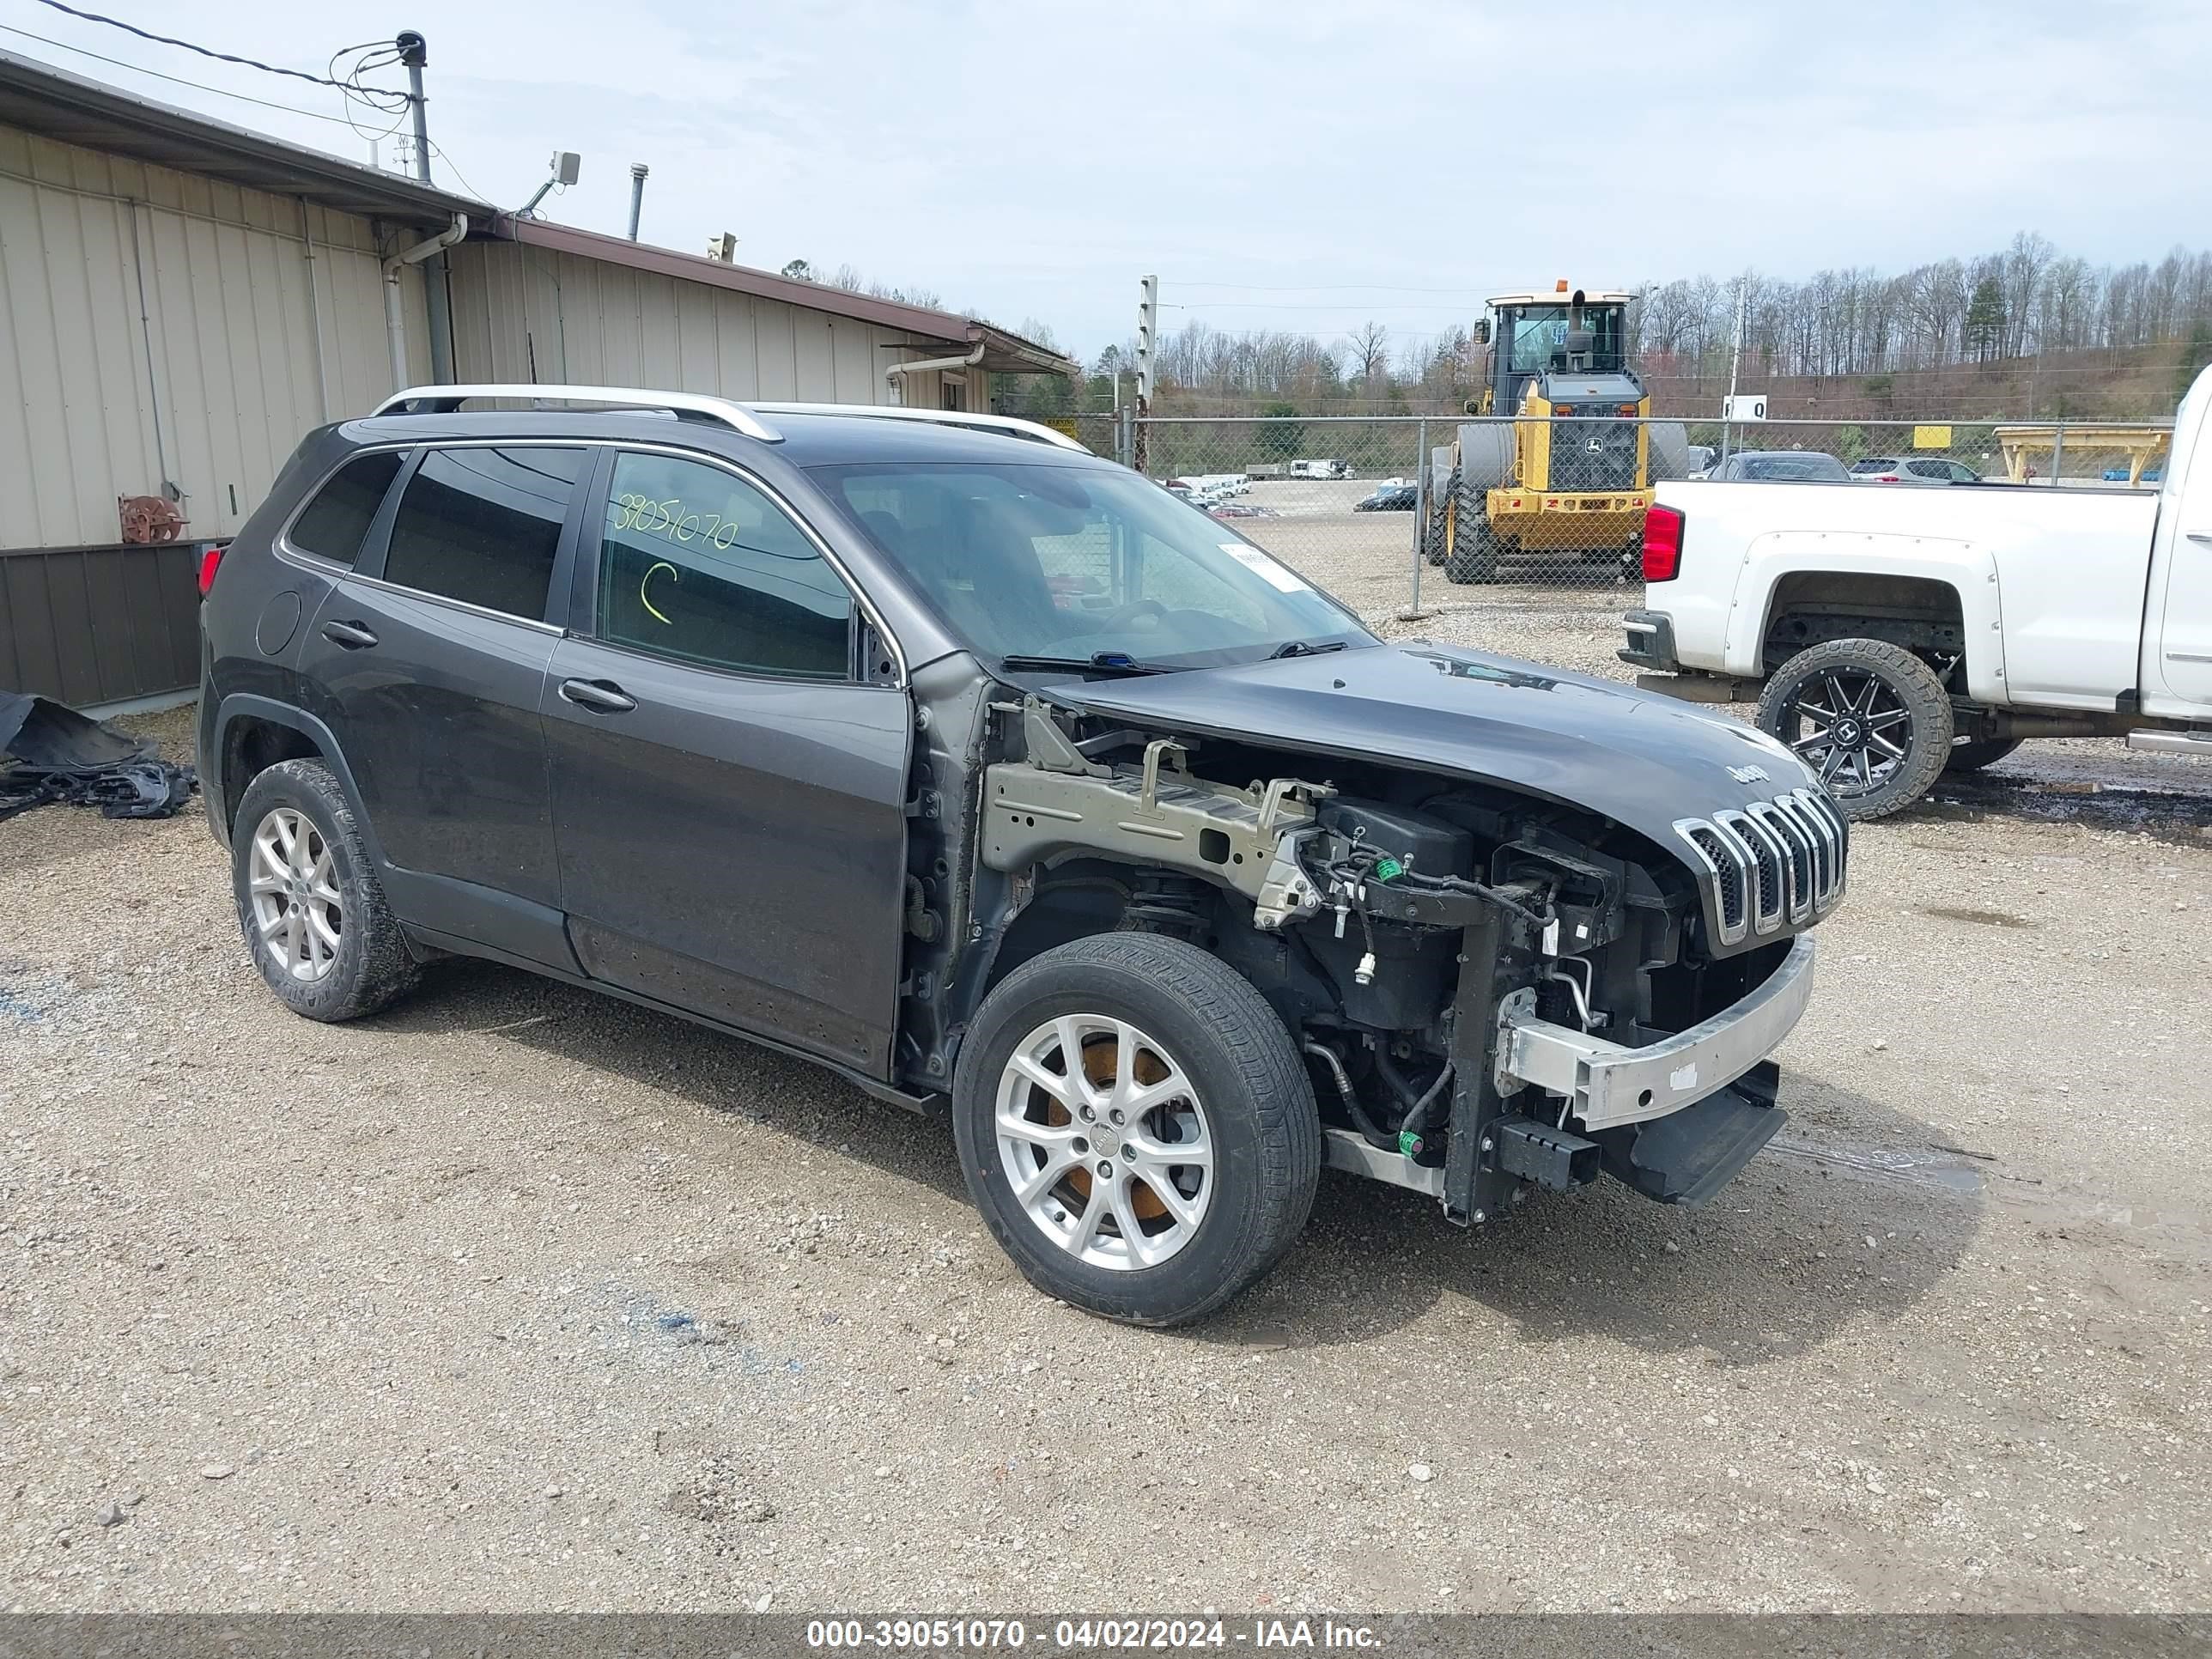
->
[1620,365,2212,817]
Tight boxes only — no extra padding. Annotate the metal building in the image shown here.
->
[0,50,1074,710]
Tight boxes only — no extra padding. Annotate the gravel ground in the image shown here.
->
[3,586,2211,1614]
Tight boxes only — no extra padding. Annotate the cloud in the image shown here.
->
[17,0,2209,358]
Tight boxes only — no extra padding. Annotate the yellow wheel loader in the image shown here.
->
[1426,283,1691,584]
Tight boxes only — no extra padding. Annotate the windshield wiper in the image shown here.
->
[1267,638,1350,659]
[999,653,1166,678]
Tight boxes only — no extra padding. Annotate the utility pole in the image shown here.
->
[397,30,454,384]
[1133,274,1158,474]
[1721,277,1747,463]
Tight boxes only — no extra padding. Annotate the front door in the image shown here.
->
[296,442,591,963]
[541,447,910,1077]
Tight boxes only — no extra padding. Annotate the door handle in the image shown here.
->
[558,677,636,714]
[319,619,379,649]
[2187,530,2212,546]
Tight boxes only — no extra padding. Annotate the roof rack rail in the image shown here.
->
[371,384,783,443]
[747,402,1091,453]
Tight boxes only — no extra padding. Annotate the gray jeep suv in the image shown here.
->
[200,386,1845,1326]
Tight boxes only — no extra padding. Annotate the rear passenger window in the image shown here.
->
[597,452,852,680]
[382,447,585,620]
[289,451,404,563]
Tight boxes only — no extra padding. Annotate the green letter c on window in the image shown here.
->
[641,560,678,624]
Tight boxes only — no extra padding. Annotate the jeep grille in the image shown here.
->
[1672,788,1848,948]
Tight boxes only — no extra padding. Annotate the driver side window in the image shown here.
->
[597,452,854,680]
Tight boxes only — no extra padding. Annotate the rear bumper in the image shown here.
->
[1618,609,1678,671]
[1497,933,1816,1133]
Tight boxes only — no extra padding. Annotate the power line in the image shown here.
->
[426,141,488,206]
[1164,301,1490,313]
[3,27,495,202]
[1176,282,1514,295]
[0,24,373,129]
[29,0,401,94]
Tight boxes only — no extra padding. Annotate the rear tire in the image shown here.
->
[952,933,1321,1328]
[1945,737,2022,774]
[230,759,421,1022]
[1757,639,1954,822]
[1422,479,1453,565]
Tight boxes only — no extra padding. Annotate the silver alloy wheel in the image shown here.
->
[247,806,343,982]
[994,1014,1213,1271]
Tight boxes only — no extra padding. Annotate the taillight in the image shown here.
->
[197,544,225,596]
[1871,473,1901,483]
[1642,504,1684,581]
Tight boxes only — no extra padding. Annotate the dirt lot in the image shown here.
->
[4,578,2211,1614]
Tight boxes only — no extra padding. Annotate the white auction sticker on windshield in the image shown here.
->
[1220,543,1310,593]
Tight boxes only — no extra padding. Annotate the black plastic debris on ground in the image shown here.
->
[0,691,198,823]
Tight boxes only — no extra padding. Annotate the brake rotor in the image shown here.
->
[1080,1035,1167,1221]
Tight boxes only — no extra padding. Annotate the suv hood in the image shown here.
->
[1048,641,1816,845]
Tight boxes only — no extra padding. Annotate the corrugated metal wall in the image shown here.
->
[0,541,199,707]
[0,124,426,553]
[446,241,989,414]
[0,124,428,704]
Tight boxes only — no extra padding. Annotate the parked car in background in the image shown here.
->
[1708,452,1852,483]
[198,383,1845,1327]
[1850,456,1982,484]
[1686,445,1717,478]
[1353,483,1418,512]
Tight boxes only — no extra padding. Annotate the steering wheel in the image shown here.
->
[1099,598,1168,629]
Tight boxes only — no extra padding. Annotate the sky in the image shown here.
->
[6,0,2209,362]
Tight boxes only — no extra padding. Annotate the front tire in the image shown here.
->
[231,759,421,1021]
[952,933,1320,1327]
[1443,479,1499,584]
[1757,639,1954,821]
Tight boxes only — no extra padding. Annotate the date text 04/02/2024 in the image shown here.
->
[803,1618,1383,1650]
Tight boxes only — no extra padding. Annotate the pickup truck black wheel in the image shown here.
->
[1757,639,1954,821]
[230,758,421,1021]
[952,933,1320,1327]
[1945,737,2023,774]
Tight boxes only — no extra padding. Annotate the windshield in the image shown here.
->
[811,461,1373,668]
[1505,304,1626,373]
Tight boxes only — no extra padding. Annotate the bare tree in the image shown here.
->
[1347,320,1391,384]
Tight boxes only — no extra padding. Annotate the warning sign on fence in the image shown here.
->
[1912,424,1954,450]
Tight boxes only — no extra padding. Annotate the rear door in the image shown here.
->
[541,445,910,1077]
[296,442,592,964]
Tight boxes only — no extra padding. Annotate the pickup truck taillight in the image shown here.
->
[1642,504,1684,581]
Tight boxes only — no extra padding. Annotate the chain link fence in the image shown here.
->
[1060,413,2175,622]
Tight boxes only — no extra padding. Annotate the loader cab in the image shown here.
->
[1486,286,1633,414]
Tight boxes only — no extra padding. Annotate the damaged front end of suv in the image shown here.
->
[902,639,1844,1239]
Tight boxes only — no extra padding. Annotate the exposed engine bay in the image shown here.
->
[911,692,1843,1226]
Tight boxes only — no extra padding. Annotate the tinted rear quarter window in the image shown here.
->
[289,450,404,562]
[382,447,586,620]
